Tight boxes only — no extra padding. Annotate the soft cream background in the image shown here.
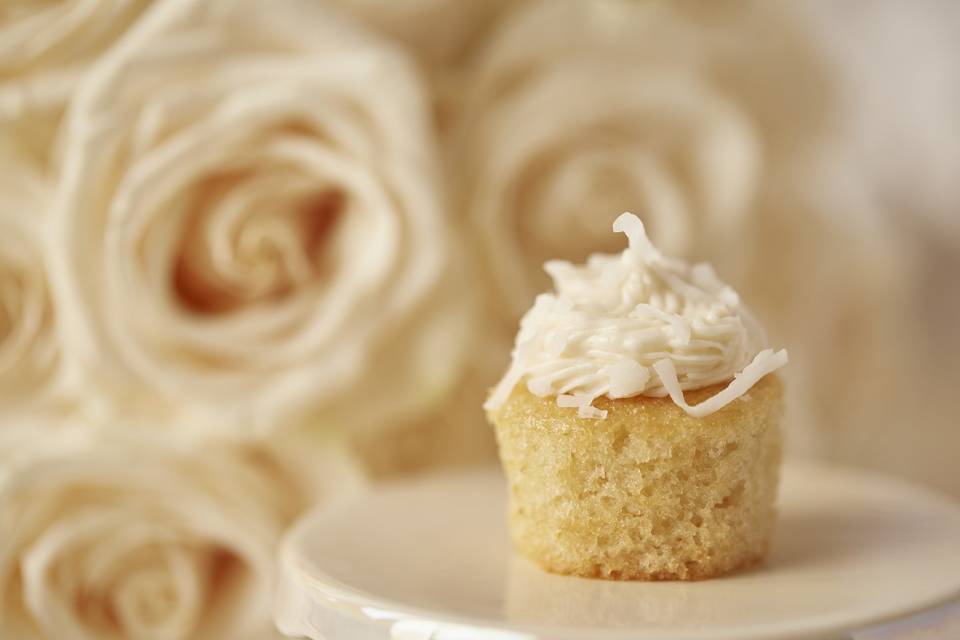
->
[353,0,960,496]
[1,1,959,639]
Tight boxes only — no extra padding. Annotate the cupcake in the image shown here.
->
[485,212,787,580]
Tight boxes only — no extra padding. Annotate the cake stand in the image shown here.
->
[275,462,960,640]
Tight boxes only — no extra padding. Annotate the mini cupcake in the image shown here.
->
[485,212,787,580]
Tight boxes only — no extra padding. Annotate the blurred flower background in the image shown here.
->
[1,0,959,637]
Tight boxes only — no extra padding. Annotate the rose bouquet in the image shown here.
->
[2,0,958,638]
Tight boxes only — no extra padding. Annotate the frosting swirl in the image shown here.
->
[485,212,787,419]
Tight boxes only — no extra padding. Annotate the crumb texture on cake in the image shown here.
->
[489,374,783,580]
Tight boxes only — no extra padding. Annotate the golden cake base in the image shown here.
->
[488,375,784,581]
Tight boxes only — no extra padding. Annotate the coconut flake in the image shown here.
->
[652,348,788,418]
[603,359,650,398]
[558,393,608,419]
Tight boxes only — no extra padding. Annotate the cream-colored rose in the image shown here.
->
[0,427,362,640]
[458,0,762,327]
[0,147,63,416]
[0,0,150,170]
[49,0,471,437]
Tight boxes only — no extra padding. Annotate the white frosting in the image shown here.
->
[485,212,787,419]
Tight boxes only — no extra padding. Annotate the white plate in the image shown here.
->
[275,462,960,640]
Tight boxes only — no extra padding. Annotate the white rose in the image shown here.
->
[459,0,767,324]
[456,0,834,328]
[0,426,363,640]
[50,0,470,437]
[0,0,150,170]
[0,146,64,417]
